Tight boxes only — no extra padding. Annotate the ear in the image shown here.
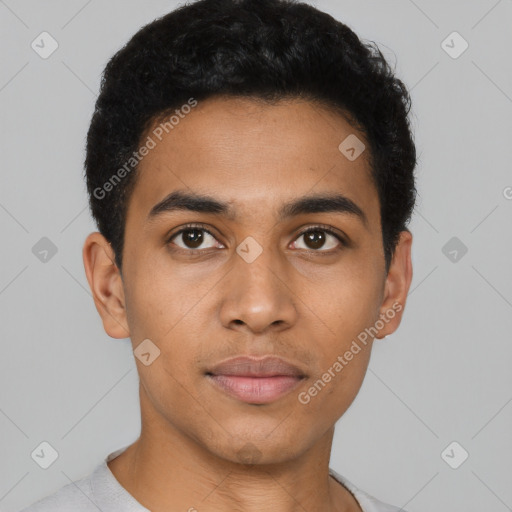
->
[375,230,413,339]
[82,232,130,339]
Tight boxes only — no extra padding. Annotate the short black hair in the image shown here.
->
[85,0,416,273]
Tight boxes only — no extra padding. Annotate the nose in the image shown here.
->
[219,244,298,334]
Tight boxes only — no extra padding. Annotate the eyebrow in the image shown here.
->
[147,190,368,228]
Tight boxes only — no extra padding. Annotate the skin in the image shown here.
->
[83,96,413,512]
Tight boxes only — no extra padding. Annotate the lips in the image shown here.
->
[206,356,306,404]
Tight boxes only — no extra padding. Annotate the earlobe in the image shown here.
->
[82,232,130,339]
[375,230,413,339]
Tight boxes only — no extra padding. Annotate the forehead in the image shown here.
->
[127,97,380,230]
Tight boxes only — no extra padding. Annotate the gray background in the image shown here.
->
[1,0,511,510]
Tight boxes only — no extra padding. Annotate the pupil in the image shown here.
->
[184,229,203,248]
[305,231,325,249]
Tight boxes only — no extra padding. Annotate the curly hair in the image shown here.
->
[85,0,417,273]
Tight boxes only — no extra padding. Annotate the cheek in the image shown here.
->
[297,344,372,426]
[133,322,202,418]
[123,258,207,342]
[300,265,381,407]
[123,304,198,414]
[306,267,382,346]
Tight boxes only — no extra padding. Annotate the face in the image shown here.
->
[84,97,412,465]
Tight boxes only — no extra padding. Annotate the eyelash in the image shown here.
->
[166,223,346,254]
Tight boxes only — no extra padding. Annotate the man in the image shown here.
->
[22,0,415,510]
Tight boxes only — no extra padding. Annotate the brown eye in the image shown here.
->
[303,230,326,250]
[292,228,343,251]
[169,227,221,251]
[180,229,204,248]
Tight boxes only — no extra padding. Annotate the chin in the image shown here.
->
[202,424,313,467]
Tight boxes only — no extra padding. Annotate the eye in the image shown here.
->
[291,226,345,251]
[168,224,224,251]
[167,224,346,254]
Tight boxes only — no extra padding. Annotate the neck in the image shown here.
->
[107,385,361,512]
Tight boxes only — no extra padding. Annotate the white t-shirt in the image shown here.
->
[20,446,406,512]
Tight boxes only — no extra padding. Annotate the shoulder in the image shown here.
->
[329,468,407,512]
[18,471,96,511]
